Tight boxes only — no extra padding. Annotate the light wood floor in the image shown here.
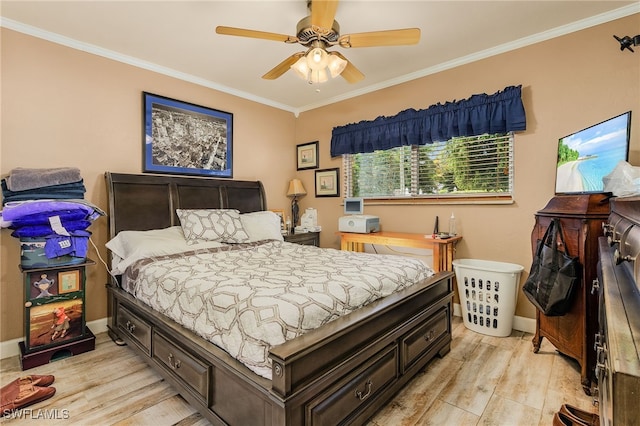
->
[0,317,597,425]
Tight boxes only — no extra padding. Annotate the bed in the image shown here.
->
[104,171,454,426]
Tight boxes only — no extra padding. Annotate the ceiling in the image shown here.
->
[1,1,638,114]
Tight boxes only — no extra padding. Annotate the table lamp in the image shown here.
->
[287,179,306,230]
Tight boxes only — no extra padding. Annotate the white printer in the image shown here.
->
[339,215,380,233]
[338,197,380,233]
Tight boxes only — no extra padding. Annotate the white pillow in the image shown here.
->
[241,211,284,242]
[105,226,224,275]
[176,209,250,244]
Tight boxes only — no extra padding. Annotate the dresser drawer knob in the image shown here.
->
[613,248,631,265]
[354,379,373,401]
[125,320,136,334]
[424,329,436,342]
[168,353,182,370]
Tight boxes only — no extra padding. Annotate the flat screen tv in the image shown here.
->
[555,111,632,194]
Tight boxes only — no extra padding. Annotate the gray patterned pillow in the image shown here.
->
[176,209,250,244]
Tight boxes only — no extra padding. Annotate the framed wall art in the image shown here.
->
[297,141,319,170]
[26,298,84,350]
[315,168,340,197]
[143,92,233,178]
[58,270,81,294]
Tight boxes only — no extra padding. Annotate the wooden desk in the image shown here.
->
[337,232,461,272]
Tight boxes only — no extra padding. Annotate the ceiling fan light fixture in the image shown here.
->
[308,68,329,84]
[291,56,310,80]
[291,48,344,84]
[327,54,347,78]
[307,47,329,70]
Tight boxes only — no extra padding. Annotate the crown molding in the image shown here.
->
[297,4,640,113]
[0,17,297,114]
[2,4,638,115]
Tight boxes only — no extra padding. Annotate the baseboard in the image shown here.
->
[453,303,535,334]
[0,317,108,360]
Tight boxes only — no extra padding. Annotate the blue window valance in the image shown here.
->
[330,85,526,157]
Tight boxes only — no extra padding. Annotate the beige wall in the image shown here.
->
[294,13,639,319]
[1,29,297,342]
[1,13,639,342]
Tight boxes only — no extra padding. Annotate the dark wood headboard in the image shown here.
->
[105,172,266,238]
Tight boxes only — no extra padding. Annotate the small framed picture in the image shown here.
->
[270,209,286,231]
[297,141,319,170]
[315,168,340,197]
[58,270,81,294]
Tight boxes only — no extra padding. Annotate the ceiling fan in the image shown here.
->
[215,0,420,84]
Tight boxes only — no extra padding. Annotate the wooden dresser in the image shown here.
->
[530,194,610,394]
[596,196,640,426]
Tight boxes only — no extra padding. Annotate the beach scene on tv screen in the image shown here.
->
[555,114,629,193]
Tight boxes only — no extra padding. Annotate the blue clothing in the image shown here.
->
[11,220,92,238]
[44,234,89,258]
[1,199,104,222]
[10,209,89,227]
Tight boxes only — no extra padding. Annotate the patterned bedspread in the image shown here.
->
[124,240,434,379]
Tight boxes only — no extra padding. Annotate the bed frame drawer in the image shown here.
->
[306,345,398,426]
[117,304,152,356]
[401,307,449,370]
[153,332,211,404]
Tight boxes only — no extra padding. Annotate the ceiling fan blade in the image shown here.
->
[311,0,339,32]
[339,28,421,48]
[332,52,364,83]
[262,53,305,80]
[216,26,298,43]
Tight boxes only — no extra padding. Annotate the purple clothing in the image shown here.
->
[10,209,89,227]
[11,220,92,238]
[1,200,104,222]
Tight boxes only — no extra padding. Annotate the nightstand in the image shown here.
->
[283,231,320,247]
[19,259,96,370]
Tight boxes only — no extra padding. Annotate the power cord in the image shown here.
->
[88,236,119,281]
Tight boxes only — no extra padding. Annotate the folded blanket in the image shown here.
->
[9,209,89,227]
[1,199,105,223]
[6,167,82,192]
[11,220,92,238]
[1,179,86,205]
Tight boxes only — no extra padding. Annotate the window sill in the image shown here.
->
[361,196,514,206]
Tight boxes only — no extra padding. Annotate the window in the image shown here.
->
[343,133,514,201]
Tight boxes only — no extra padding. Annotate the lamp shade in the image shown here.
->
[290,56,309,80]
[287,179,307,197]
[327,54,347,78]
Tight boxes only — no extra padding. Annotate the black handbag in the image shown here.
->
[523,218,581,316]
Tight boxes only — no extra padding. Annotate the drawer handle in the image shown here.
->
[594,333,602,351]
[424,329,436,342]
[125,320,136,334]
[354,379,373,401]
[168,353,182,370]
[614,248,631,265]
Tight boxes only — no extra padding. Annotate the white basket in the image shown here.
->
[452,259,524,337]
